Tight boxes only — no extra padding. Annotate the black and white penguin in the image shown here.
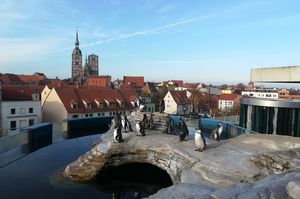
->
[136,120,145,136]
[142,113,149,129]
[121,115,126,129]
[113,112,124,143]
[124,115,133,132]
[194,128,206,152]
[211,123,223,141]
[178,118,189,142]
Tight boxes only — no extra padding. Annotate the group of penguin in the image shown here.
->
[112,112,223,153]
[112,112,150,143]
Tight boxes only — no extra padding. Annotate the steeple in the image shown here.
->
[75,30,79,47]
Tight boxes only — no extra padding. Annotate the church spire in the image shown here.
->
[75,30,79,47]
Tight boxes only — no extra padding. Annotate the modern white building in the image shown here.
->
[241,89,278,99]
[164,91,191,115]
[1,86,42,137]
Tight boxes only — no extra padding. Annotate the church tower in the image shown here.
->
[71,31,82,79]
[88,54,99,76]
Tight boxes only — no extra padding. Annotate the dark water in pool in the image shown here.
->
[0,135,172,199]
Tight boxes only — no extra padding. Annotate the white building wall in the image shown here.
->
[42,89,67,128]
[1,101,41,136]
[241,91,278,99]
[218,100,234,111]
[41,85,52,107]
[164,92,178,115]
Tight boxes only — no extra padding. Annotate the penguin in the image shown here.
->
[194,128,206,152]
[124,115,133,132]
[211,123,223,141]
[178,118,189,142]
[142,113,149,129]
[113,112,124,143]
[136,120,145,136]
[121,115,126,130]
[148,114,154,130]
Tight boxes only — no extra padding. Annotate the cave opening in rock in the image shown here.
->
[92,162,173,197]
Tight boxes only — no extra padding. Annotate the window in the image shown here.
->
[102,113,105,116]
[121,102,125,107]
[85,114,88,117]
[266,94,271,97]
[72,103,78,109]
[89,114,93,117]
[98,113,101,116]
[109,112,112,116]
[72,115,78,118]
[29,107,33,113]
[99,103,104,108]
[113,112,116,116]
[10,121,16,130]
[29,119,34,126]
[11,108,16,115]
[86,103,92,109]
[109,102,116,108]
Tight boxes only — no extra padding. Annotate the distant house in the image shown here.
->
[42,86,134,129]
[218,94,241,111]
[123,76,144,89]
[112,79,123,89]
[163,80,184,87]
[85,75,111,87]
[164,90,191,115]
[1,85,43,137]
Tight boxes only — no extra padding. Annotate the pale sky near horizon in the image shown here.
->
[1,0,300,85]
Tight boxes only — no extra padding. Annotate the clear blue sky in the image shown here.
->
[1,0,300,84]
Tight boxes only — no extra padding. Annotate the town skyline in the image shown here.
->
[1,0,300,84]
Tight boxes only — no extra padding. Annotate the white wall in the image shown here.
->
[41,85,51,106]
[42,89,67,129]
[1,101,41,136]
[218,100,234,111]
[164,92,178,114]
[241,91,278,99]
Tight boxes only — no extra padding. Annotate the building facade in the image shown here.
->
[218,94,240,111]
[164,91,191,115]
[42,86,134,130]
[1,86,42,137]
[241,89,278,99]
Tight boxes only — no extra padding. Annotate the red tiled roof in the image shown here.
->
[2,85,44,101]
[218,94,240,101]
[123,76,144,88]
[170,90,190,105]
[39,79,64,87]
[0,73,24,85]
[119,88,138,102]
[54,86,134,113]
[18,74,43,83]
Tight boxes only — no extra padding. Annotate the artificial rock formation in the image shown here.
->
[63,115,300,198]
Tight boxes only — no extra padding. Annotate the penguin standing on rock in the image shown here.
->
[136,120,145,136]
[178,118,189,142]
[113,112,124,143]
[194,128,206,152]
[124,114,133,132]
